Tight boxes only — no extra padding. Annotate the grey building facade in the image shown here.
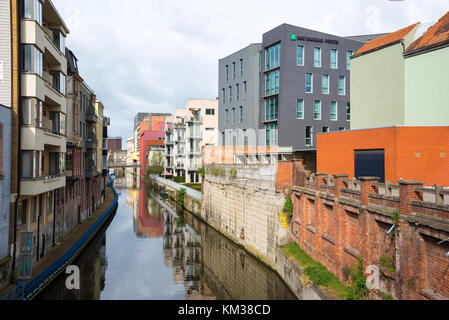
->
[259,24,364,162]
[218,43,261,146]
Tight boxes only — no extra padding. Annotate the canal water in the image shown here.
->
[36,175,296,300]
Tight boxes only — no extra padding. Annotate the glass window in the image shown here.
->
[222,88,225,104]
[258,51,262,72]
[305,73,313,93]
[17,200,27,226]
[314,47,321,67]
[346,102,351,121]
[330,101,337,120]
[339,127,346,131]
[225,65,229,81]
[296,99,304,119]
[330,49,338,69]
[206,109,215,115]
[265,43,281,70]
[240,58,243,76]
[232,62,236,79]
[305,126,313,146]
[313,101,321,120]
[23,0,32,19]
[243,81,247,99]
[338,76,345,95]
[347,50,353,70]
[21,45,32,72]
[240,106,243,123]
[265,123,278,146]
[34,0,42,26]
[232,108,236,125]
[322,75,329,94]
[265,96,278,121]
[322,127,329,133]
[297,45,304,66]
[229,86,232,102]
[236,83,239,100]
[265,70,279,95]
[225,109,229,126]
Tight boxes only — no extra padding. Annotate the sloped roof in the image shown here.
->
[354,23,419,56]
[407,11,449,52]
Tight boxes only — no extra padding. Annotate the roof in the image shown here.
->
[407,11,449,52]
[345,33,389,43]
[354,23,419,56]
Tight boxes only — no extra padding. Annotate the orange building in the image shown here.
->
[317,126,449,186]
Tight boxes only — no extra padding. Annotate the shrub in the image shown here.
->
[229,167,237,179]
[176,188,187,205]
[283,197,293,217]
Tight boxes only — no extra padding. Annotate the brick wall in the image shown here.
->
[291,169,449,300]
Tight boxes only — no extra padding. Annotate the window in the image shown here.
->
[53,30,66,53]
[314,47,321,67]
[222,88,225,104]
[21,45,43,77]
[339,127,346,131]
[229,86,232,102]
[205,109,215,115]
[305,73,313,93]
[239,106,243,123]
[313,101,321,120]
[297,45,304,66]
[244,135,248,147]
[243,81,247,99]
[225,109,229,126]
[347,50,353,70]
[265,96,278,121]
[305,126,313,146]
[17,200,27,227]
[236,83,239,100]
[22,98,42,127]
[322,74,329,94]
[21,150,43,179]
[330,49,338,69]
[338,76,345,95]
[23,0,42,26]
[322,127,329,133]
[265,70,279,95]
[330,101,338,120]
[34,0,42,25]
[205,128,214,131]
[232,62,236,79]
[265,123,278,146]
[232,108,236,125]
[225,65,229,81]
[51,71,66,95]
[265,43,281,70]
[296,99,304,119]
[346,102,351,121]
[240,58,243,76]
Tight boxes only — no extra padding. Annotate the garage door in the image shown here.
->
[354,149,385,183]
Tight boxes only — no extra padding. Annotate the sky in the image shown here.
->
[52,0,448,144]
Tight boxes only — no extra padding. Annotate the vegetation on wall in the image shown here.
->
[346,257,370,300]
[176,188,187,206]
[283,197,293,217]
[206,165,226,177]
[229,167,237,179]
[197,167,205,178]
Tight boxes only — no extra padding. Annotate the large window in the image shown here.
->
[51,71,66,95]
[346,102,351,121]
[239,106,243,123]
[313,101,321,120]
[347,50,353,70]
[21,45,43,77]
[21,150,43,179]
[232,62,236,79]
[225,109,228,126]
[314,47,321,67]
[305,126,313,146]
[17,200,27,227]
[330,101,338,120]
[338,76,346,95]
[240,58,243,76]
[236,83,240,100]
[225,65,229,81]
[265,43,281,70]
[53,30,66,53]
[22,98,43,127]
[243,81,247,99]
[265,96,278,121]
[206,109,215,115]
[296,99,304,119]
[232,108,236,125]
[265,70,279,95]
[330,49,338,69]
[297,45,304,66]
[305,73,313,93]
[322,74,329,94]
[265,123,278,146]
[23,0,42,26]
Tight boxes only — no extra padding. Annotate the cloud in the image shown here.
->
[52,0,448,143]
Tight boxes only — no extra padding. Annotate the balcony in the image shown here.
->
[21,73,66,111]
[86,107,97,123]
[21,174,65,196]
[21,126,65,152]
[85,132,97,149]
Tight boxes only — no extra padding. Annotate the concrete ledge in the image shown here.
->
[344,246,360,258]
[420,288,448,300]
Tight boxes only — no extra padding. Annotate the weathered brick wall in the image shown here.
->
[291,171,449,300]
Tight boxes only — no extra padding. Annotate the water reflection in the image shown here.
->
[36,174,296,300]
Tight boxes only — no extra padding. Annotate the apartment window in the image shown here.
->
[265,70,280,95]
[314,47,321,67]
[330,101,338,120]
[232,62,236,79]
[322,127,329,133]
[21,45,43,77]
[229,86,232,102]
[53,30,66,53]
[236,83,240,100]
[346,102,351,121]
[243,81,247,99]
[305,126,313,146]
[239,106,243,123]
[22,98,42,127]
[265,123,278,146]
[338,76,346,95]
[330,49,338,69]
[222,88,225,104]
[265,96,278,121]
[23,0,42,26]
[51,71,66,95]
[265,43,281,70]
[225,65,229,81]
[17,200,27,227]
[232,108,236,125]
[206,109,215,115]
[240,58,243,76]
[313,101,321,120]
[305,73,313,93]
[244,135,248,147]
[339,127,346,131]
[322,74,329,94]
[296,99,304,119]
[347,50,353,70]
[297,45,304,66]
[21,150,43,179]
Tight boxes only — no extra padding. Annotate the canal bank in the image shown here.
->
[0,179,119,300]
[148,175,330,300]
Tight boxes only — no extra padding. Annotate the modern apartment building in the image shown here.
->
[107,137,122,152]
[218,43,261,147]
[259,24,365,169]
[0,0,12,290]
[165,108,187,178]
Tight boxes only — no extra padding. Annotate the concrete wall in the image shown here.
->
[404,46,449,126]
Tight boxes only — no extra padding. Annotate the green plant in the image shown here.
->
[346,257,369,300]
[229,167,237,179]
[378,291,394,300]
[207,165,226,177]
[379,255,396,274]
[283,197,293,217]
[392,208,400,225]
[176,188,187,205]
[197,167,205,178]
[173,176,186,183]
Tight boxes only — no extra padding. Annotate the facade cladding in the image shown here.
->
[0,106,11,259]
[259,24,364,151]
[218,43,261,146]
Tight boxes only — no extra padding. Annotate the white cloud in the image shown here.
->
[52,0,448,142]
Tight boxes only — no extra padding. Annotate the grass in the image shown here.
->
[184,183,202,191]
[282,242,352,299]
